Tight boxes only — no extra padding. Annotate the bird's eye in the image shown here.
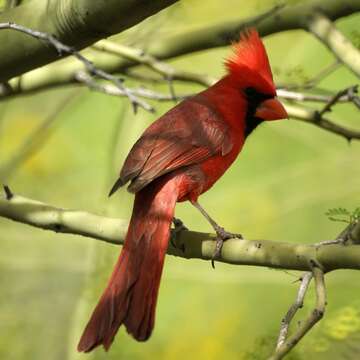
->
[244,87,258,99]
[244,87,271,103]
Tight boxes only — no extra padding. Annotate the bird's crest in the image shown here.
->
[225,29,276,95]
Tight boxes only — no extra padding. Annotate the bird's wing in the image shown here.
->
[109,97,233,195]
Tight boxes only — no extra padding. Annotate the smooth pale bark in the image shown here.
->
[1,193,359,272]
[147,0,360,61]
[306,12,360,78]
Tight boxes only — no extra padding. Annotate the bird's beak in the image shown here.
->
[255,98,288,121]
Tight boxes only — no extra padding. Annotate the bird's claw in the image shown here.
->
[211,226,243,269]
[214,225,243,240]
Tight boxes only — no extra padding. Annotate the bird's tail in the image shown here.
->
[77,178,178,352]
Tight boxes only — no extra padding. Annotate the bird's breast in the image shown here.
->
[199,136,244,193]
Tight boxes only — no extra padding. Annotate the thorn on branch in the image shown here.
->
[3,185,13,200]
[270,267,326,360]
[275,272,313,351]
[317,86,357,117]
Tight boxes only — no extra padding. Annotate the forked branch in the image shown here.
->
[275,272,313,351]
[270,266,326,360]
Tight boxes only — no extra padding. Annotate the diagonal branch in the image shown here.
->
[74,71,190,102]
[270,265,326,360]
[0,0,178,81]
[317,85,360,115]
[305,12,360,78]
[275,272,313,351]
[285,60,341,90]
[0,22,154,113]
[285,103,360,141]
[92,40,215,87]
[148,0,360,61]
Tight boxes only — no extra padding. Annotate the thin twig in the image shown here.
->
[285,103,360,141]
[347,86,360,110]
[315,220,359,246]
[279,60,341,91]
[305,60,341,88]
[275,272,313,350]
[270,265,326,360]
[277,87,360,105]
[3,185,13,200]
[92,40,216,87]
[0,22,154,113]
[75,71,190,102]
[317,85,359,116]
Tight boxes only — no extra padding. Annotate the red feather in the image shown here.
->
[225,28,276,96]
[78,174,180,351]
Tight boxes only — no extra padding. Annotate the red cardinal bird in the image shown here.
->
[78,29,287,352]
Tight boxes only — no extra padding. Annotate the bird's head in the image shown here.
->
[225,29,287,122]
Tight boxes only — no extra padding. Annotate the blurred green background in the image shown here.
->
[0,0,360,359]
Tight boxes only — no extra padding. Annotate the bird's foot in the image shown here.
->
[212,225,243,269]
[170,217,188,251]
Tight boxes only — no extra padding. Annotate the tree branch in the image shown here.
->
[147,0,360,61]
[269,218,360,360]
[275,272,313,351]
[305,12,360,78]
[1,25,359,142]
[277,87,360,107]
[284,103,360,141]
[270,266,326,360]
[317,85,360,115]
[74,71,190,102]
[281,60,341,90]
[92,40,215,87]
[0,0,178,81]
[0,22,154,113]
[1,188,360,272]
[2,0,360,97]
